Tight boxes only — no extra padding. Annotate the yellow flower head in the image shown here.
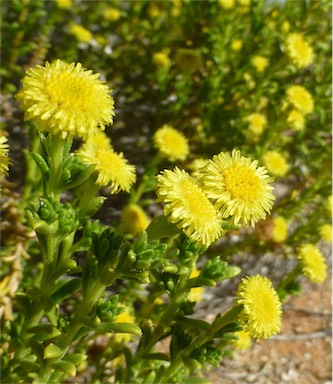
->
[286,33,314,68]
[84,132,112,151]
[232,330,252,350]
[287,109,305,131]
[272,216,288,243]
[296,244,327,283]
[153,51,171,68]
[68,24,93,43]
[154,125,189,162]
[188,266,204,303]
[0,136,11,176]
[286,85,314,115]
[319,224,332,243]
[156,168,223,247]
[246,113,267,135]
[201,149,276,227]
[231,39,243,52]
[218,0,235,9]
[236,275,282,339]
[251,56,268,72]
[55,0,72,9]
[114,307,136,343]
[281,21,290,34]
[262,150,289,177]
[103,7,121,21]
[16,60,115,139]
[77,144,136,194]
[121,204,150,236]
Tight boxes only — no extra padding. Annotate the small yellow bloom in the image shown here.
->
[287,109,305,131]
[218,0,235,9]
[16,60,115,139]
[152,51,171,68]
[296,244,327,283]
[201,150,276,227]
[103,7,121,22]
[246,113,267,135]
[231,39,243,52]
[77,144,136,194]
[68,24,93,44]
[251,55,268,72]
[114,307,136,343]
[319,224,332,243]
[262,150,289,177]
[156,168,223,247]
[154,125,189,162]
[55,0,72,9]
[281,21,290,34]
[188,266,204,303]
[286,33,314,68]
[232,330,252,350]
[121,204,150,236]
[0,136,11,176]
[271,216,288,243]
[236,275,282,339]
[286,85,314,115]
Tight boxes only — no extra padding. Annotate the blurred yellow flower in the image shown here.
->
[154,125,189,162]
[272,216,288,243]
[153,51,171,68]
[281,21,290,34]
[262,150,289,177]
[286,33,314,68]
[287,109,305,131]
[16,60,115,139]
[121,204,150,236]
[156,168,223,247]
[236,275,282,339]
[232,330,252,350]
[189,158,209,179]
[77,144,136,194]
[297,244,327,283]
[246,113,267,135]
[85,132,112,151]
[218,0,235,9]
[201,150,275,227]
[0,136,11,176]
[319,224,332,243]
[103,7,121,21]
[231,39,243,52]
[68,24,93,43]
[55,0,72,9]
[286,85,314,115]
[188,267,204,303]
[251,56,268,72]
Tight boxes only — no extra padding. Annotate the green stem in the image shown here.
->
[277,264,302,293]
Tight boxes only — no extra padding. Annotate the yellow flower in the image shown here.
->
[16,60,115,139]
[189,158,209,179]
[246,113,267,135]
[232,330,252,350]
[218,0,235,9]
[251,55,268,72]
[231,39,243,52]
[286,85,314,115]
[236,275,282,340]
[121,204,150,236]
[201,149,276,227]
[156,168,223,247]
[272,216,288,243]
[188,266,204,303]
[77,144,136,194]
[103,7,121,21]
[153,51,171,68]
[319,224,332,243]
[68,24,93,43]
[262,150,289,177]
[114,307,136,343]
[287,109,305,131]
[281,21,290,34]
[286,33,314,68]
[84,132,112,151]
[154,125,189,162]
[0,136,11,176]
[296,244,327,283]
[55,0,72,9]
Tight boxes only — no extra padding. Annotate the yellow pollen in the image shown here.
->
[223,165,261,201]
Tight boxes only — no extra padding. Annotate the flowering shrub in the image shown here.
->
[0,0,331,383]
